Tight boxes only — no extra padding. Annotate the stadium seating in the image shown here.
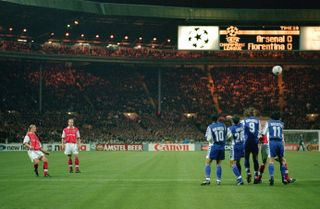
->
[0,60,319,143]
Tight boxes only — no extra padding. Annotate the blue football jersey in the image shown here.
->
[227,123,245,145]
[263,119,284,141]
[205,122,227,144]
[242,117,260,140]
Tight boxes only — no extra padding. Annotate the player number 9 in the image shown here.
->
[249,122,255,133]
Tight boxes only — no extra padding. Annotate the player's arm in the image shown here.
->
[23,136,33,150]
[259,122,267,142]
[40,148,50,155]
[261,121,268,136]
[226,128,233,142]
[76,130,81,150]
[205,126,213,143]
[258,120,263,138]
[61,130,65,150]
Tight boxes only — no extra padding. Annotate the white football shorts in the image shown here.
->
[64,143,79,155]
[27,150,44,162]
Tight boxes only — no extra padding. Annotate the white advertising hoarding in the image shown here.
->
[178,26,219,50]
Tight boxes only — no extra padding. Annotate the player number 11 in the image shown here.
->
[272,126,281,138]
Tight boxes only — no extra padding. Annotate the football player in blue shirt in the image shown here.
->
[242,107,261,184]
[201,113,227,186]
[262,111,287,185]
[227,115,244,185]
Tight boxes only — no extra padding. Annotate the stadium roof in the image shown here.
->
[0,0,319,47]
[86,0,320,9]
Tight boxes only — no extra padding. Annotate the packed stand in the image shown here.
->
[0,61,319,144]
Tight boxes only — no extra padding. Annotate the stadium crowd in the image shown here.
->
[0,61,319,144]
[1,40,320,60]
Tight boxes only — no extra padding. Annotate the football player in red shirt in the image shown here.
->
[23,124,50,177]
[61,119,81,173]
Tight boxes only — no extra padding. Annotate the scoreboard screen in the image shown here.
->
[219,26,300,51]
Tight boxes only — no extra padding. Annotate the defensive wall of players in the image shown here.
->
[0,143,318,152]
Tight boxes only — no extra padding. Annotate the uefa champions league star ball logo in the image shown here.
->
[188,27,209,49]
[226,26,239,37]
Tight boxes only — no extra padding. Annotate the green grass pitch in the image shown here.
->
[0,151,319,209]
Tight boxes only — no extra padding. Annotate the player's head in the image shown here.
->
[68,118,74,127]
[244,107,259,117]
[28,124,37,132]
[211,113,219,122]
[271,111,281,120]
[232,115,240,124]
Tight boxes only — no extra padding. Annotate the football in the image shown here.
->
[272,65,283,75]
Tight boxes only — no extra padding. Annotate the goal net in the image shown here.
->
[283,129,320,151]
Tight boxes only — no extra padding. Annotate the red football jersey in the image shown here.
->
[63,127,79,143]
[26,132,41,150]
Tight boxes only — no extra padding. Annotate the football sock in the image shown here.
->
[269,163,274,177]
[236,161,242,174]
[34,163,38,170]
[75,158,79,170]
[245,168,251,175]
[216,165,222,180]
[244,158,250,173]
[43,161,48,175]
[232,164,241,178]
[68,159,73,169]
[280,164,286,180]
[205,164,211,180]
[284,163,289,180]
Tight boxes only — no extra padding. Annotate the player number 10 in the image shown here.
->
[214,130,224,142]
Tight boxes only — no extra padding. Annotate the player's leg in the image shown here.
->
[258,145,268,182]
[28,151,40,177]
[65,143,73,173]
[216,160,222,185]
[40,155,50,177]
[201,144,215,185]
[236,160,242,175]
[258,158,267,181]
[237,145,244,175]
[268,141,277,186]
[278,157,288,184]
[215,146,225,185]
[282,158,296,184]
[268,157,275,185]
[278,143,288,184]
[244,144,252,183]
[201,158,213,185]
[232,160,243,185]
[231,146,243,185]
[282,158,289,181]
[33,158,40,177]
[252,144,260,184]
[74,154,80,173]
[73,143,80,173]
[68,154,73,173]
